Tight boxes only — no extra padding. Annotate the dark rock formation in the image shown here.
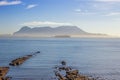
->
[61,61,66,65]
[9,55,32,66]
[54,61,95,80]
[0,67,11,80]
[9,51,40,66]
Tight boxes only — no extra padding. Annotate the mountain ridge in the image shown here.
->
[13,26,107,37]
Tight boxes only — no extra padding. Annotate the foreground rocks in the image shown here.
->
[0,51,40,80]
[0,67,11,80]
[9,55,32,66]
[54,61,95,80]
[9,51,40,66]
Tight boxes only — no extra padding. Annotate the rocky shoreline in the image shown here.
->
[0,51,40,80]
[54,61,95,80]
[0,52,103,80]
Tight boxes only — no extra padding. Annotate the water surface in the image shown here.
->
[0,38,120,80]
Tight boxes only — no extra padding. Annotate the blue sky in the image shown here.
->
[1,0,120,36]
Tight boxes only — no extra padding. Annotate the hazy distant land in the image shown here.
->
[0,26,108,38]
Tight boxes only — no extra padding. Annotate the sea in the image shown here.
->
[0,38,120,80]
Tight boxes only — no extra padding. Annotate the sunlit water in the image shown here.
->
[0,38,120,80]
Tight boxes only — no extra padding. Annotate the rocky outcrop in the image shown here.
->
[9,51,40,66]
[54,61,95,80]
[0,67,11,80]
[0,51,40,80]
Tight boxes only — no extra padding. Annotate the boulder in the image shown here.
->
[0,67,10,80]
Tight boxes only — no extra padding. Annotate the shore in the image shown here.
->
[54,61,97,80]
[0,52,102,80]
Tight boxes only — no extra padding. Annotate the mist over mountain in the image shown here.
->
[13,26,107,37]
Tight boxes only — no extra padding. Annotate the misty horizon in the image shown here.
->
[0,26,110,38]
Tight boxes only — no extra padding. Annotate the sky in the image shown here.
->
[1,0,120,36]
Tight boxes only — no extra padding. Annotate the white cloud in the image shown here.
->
[76,12,95,15]
[104,12,120,16]
[22,21,73,27]
[75,9,95,15]
[0,0,22,6]
[26,4,38,9]
[95,0,120,2]
[75,9,82,12]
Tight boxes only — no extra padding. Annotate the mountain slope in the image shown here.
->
[14,26,88,35]
[13,26,107,37]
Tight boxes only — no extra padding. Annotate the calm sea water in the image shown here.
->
[0,38,120,80]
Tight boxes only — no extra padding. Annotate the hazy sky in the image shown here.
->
[1,0,120,36]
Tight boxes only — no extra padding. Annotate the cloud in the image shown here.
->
[75,9,82,12]
[75,9,95,15]
[95,0,120,2]
[26,4,38,9]
[104,12,120,16]
[0,0,22,6]
[22,21,74,27]
[76,12,95,15]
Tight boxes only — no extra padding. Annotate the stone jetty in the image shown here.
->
[9,51,40,66]
[0,67,10,80]
[54,61,95,80]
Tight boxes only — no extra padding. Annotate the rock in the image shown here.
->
[32,51,40,55]
[0,67,10,80]
[66,70,78,76]
[0,67,9,77]
[36,51,40,53]
[66,70,79,80]
[55,71,66,80]
[61,61,66,65]
[9,56,29,66]
[9,51,39,66]
[54,61,95,80]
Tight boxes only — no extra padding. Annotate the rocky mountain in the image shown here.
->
[13,26,107,37]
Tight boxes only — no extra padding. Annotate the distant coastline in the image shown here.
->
[0,34,118,38]
[0,26,117,38]
[54,35,71,38]
[12,26,108,38]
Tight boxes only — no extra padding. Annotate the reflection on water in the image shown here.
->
[0,38,120,80]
